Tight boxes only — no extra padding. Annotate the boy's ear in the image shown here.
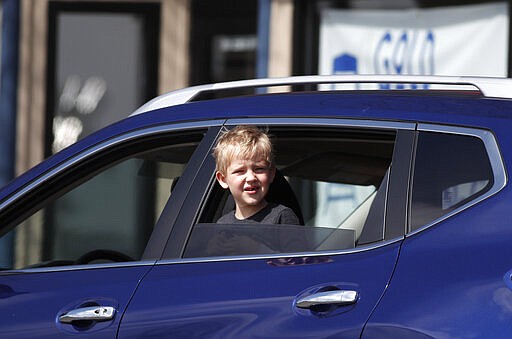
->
[216,171,229,189]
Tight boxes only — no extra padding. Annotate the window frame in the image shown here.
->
[407,123,507,235]
[162,117,416,261]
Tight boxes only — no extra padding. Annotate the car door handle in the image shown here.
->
[59,306,116,324]
[295,290,358,309]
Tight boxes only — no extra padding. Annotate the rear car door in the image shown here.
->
[118,118,415,338]
[0,121,220,338]
[363,123,511,337]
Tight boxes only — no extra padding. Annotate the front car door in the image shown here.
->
[118,118,415,338]
[0,121,221,338]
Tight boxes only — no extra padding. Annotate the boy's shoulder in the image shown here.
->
[261,203,299,224]
[216,211,238,224]
[216,202,300,225]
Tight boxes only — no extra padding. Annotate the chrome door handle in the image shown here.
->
[296,290,358,309]
[59,306,116,324]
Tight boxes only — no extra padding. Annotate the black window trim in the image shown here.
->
[385,129,416,241]
[407,123,507,236]
[143,125,224,260]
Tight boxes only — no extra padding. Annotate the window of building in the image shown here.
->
[190,0,257,97]
[47,2,160,151]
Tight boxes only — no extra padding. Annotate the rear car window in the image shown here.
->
[410,131,494,231]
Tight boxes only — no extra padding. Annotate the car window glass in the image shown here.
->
[189,127,396,258]
[410,131,494,231]
[1,134,202,270]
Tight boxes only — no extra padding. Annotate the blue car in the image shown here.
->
[1,75,511,338]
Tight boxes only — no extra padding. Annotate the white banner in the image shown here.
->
[319,3,509,78]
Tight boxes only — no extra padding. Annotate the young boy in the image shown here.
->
[213,125,299,225]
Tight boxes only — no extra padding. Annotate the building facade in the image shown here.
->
[0,0,508,182]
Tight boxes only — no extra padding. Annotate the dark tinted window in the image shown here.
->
[1,133,202,270]
[411,131,493,231]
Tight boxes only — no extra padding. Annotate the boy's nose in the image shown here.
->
[246,170,257,181]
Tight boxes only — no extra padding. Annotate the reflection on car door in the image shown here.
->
[118,245,401,338]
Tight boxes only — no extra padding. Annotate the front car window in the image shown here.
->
[188,126,396,258]
[0,131,203,270]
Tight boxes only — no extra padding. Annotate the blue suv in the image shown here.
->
[0,75,511,338]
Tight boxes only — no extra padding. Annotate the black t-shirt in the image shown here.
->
[217,202,300,225]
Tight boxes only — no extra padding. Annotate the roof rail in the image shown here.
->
[131,75,512,115]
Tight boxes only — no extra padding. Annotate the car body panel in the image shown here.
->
[0,264,152,338]
[119,242,401,338]
[363,193,512,338]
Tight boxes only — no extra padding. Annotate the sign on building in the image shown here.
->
[319,3,509,80]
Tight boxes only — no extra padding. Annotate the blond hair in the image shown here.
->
[213,125,274,174]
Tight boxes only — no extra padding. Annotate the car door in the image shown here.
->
[0,122,221,338]
[118,118,415,338]
[363,124,511,338]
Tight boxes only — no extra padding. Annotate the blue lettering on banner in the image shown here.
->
[332,29,435,90]
[374,29,435,89]
[332,53,358,89]
[333,53,358,74]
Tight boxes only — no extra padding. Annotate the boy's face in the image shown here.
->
[216,156,275,217]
